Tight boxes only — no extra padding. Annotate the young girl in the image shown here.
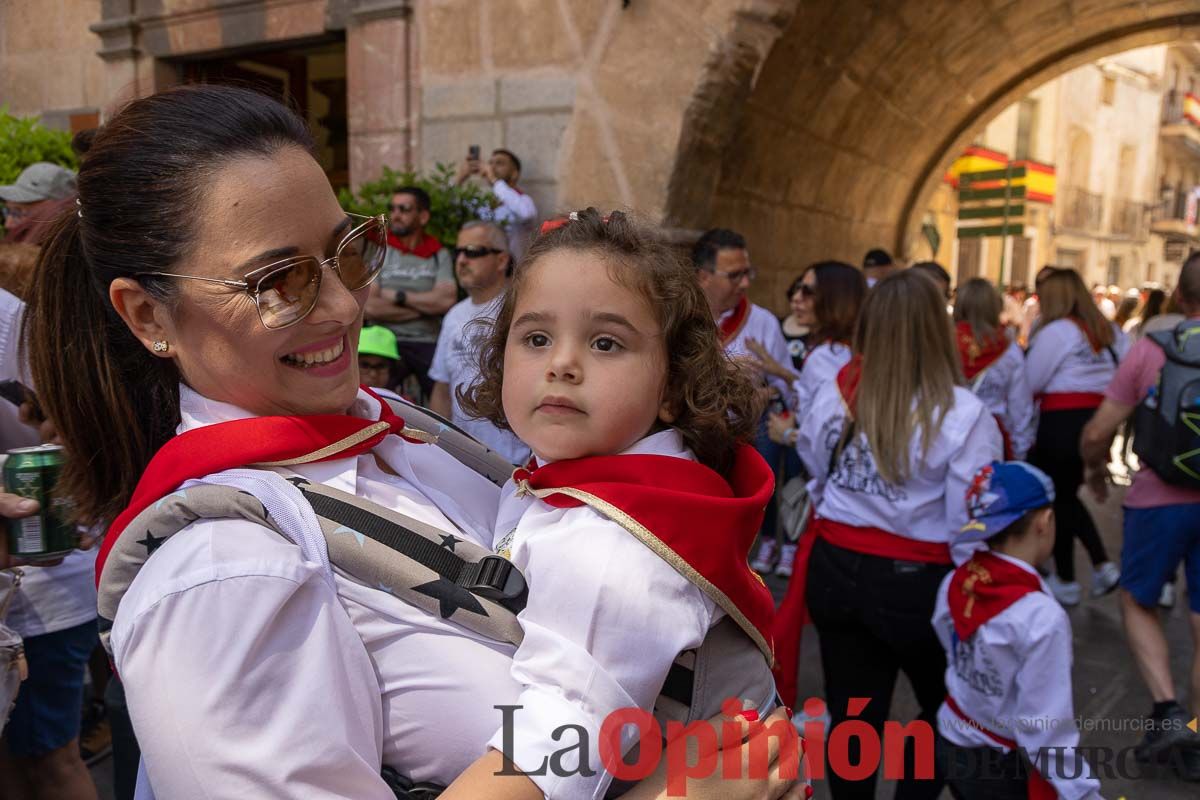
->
[1025,268,1125,606]
[458,208,780,800]
[776,270,1003,799]
[952,277,1036,460]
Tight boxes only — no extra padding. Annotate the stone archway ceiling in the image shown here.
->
[664,0,1200,302]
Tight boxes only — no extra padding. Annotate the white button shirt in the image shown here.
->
[720,302,793,403]
[933,553,1102,800]
[1025,319,1127,397]
[789,341,852,418]
[113,387,523,799]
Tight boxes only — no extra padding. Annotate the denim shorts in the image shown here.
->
[4,619,98,757]
[1120,504,1200,613]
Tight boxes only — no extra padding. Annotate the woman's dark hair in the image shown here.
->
[460,208,762,477]
[800,261,866,345]
[1140,288,1167,325]
[24,84,315,526]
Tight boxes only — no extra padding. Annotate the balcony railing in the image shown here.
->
[1059,186,1104,232]
[1110,198,1147,239]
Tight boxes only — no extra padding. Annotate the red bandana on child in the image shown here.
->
[955,322,1009,381]
[717,297,751,345]
[97,388,423,583]
[385,231,442,259]
[514,443,777,661]
[947,551,1043,640]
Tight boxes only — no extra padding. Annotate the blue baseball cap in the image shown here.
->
[958,460,1055,544]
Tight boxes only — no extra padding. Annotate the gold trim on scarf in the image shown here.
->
[251,422,392,467]
[520,481,775,664]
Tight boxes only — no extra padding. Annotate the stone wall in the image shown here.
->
[0,0,105,126]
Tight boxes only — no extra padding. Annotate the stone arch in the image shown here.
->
[662,0,1200,306]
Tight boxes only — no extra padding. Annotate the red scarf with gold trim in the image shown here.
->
[948,551,1043,640]
[96,388,422,584]
[956,322,1009,381]
[515,444,776,660]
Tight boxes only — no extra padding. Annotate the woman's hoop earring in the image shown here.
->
[152,340,169,353]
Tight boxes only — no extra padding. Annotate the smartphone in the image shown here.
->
[0,379,30,408]
[468,144,480,161]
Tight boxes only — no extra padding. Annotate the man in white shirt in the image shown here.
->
[456,149,538,262]
[429,221,531,465]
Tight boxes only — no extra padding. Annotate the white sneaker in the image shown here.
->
[1091,561,1121,597]
[775,543,798,577]
[750,539,778,573]
[1159,582,1177,609]
[1046,574,1082,607]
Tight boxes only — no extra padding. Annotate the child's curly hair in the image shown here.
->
[458,208,762,477]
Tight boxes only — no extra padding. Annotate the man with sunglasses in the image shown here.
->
[428,221,531,465]
[365,185,457,402]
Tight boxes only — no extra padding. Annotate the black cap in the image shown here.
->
[863,248,893,269]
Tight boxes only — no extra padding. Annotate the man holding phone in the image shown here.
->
[456,146,538,261]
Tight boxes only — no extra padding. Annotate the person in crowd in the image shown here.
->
[775,269,1004,798]
[364,185,456,403]
[757,261,866,576]
[910,261,952,306]
[1080,252,1200,779]
[952,278,1036,460]
[1131,287,1174,338]
[1025,269,1124,606]
[1001,282,1028,333]
[862,247,897,288]
[357,324,402,394]
[779,275,813,371]
[693,228,793,562]
[458,208,778,798]
[25,84,801,800]
[0,163,77,246]
[1092,283,1117,320]
[429,220,529,465]
[456,148,538,262]
[933,461,1103,799]
[1114,292,1140,332]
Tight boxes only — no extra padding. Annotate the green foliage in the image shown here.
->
[338,163,500,247]
[0,106,78,186]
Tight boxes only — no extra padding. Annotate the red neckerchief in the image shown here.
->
[385,231,442,259]
[96,387,423,584]
[948,551,1043,640]
[1067,315,1105,353]
[836,354,864,414]
[717,297,751,345]
[956,322,1009,381]
[515,444,776,659]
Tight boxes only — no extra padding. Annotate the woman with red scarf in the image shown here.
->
[952,278,1036,460]
[23,86,801,800]
[774,271,1003,799]
[1024,268,1126,607]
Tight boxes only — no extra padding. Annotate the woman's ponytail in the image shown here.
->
[24,210,180,527]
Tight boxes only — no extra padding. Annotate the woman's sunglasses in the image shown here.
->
[795,284,817,299]
[138,212,388,329]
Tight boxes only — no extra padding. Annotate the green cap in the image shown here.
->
[358,325,400,361]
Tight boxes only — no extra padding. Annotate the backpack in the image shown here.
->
[1132,320,1200,488]
[97,398,776,797]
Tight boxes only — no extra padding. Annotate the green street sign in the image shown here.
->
[958,204,1026,220]
[959,186,1027,202]
[959,166,1027,184]
[957,223,1025,238]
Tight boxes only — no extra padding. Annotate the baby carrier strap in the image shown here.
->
[381,396,517,486]
[97,478,529,655]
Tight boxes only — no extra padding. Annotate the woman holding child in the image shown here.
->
[23,85,801,799]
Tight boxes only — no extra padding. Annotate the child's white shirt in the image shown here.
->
[933,553,1103,800]
[487,429,740,800]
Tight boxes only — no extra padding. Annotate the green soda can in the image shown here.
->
[4,444,75,560]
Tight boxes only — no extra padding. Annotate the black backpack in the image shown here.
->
[1133,320,1200,488]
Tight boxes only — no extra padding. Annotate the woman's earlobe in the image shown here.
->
[658,401,676,425]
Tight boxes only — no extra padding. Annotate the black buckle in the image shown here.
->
[467,554,527,609]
